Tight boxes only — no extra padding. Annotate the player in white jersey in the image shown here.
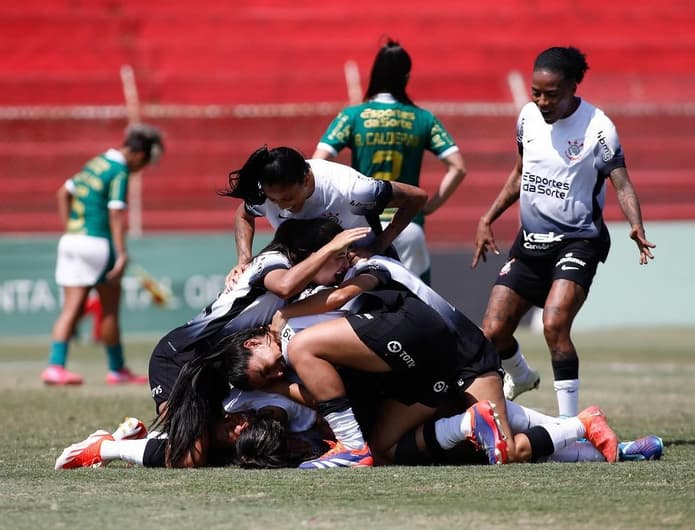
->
[219,225,623,468]
[54,219,367,469]
[220,145,427,287]
[472,46,655,417]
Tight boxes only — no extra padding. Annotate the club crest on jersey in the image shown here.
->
[565,138,584,160]
[321,212,341,224]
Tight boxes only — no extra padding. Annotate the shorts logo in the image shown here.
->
[556,252,587,270]
[386,340,416,368]
[387,340,402,353]
[433,380,448,393]
[151,385,162,398]
[522,230,565,251]
[499,258,515,276]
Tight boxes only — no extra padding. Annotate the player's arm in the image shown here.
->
[311,146,335,161]
[56,182,73,228]
[262,227,370,299]
[270,274,379,336]
[374,181,428,254]
[472,154,522,267]
[227,203,257,286]
[423,150,467,215]
[263,380,317,408]
[609,166,655,264]
[107,207,128,281]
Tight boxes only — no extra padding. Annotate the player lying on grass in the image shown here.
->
[146,218,369,419]
[237,239,621,469]
[54,381,664,469]
[59,226,621,468]
[54,221,664,465]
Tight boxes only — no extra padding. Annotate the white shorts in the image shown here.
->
[55,234,111,287]
[383,221,431,277]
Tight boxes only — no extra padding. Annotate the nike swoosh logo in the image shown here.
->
[561,265,579,270]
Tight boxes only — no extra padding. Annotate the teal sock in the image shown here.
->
[106,344,124,372]
[48,341,68,366]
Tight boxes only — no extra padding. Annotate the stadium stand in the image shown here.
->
[1,0,694,244]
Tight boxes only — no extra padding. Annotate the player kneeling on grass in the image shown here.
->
[224,242,622,469]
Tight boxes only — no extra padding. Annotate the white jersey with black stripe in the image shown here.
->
[245,158,392,247]
[169,251,290,351]
[223,387,317,433]
[516,99,626,246]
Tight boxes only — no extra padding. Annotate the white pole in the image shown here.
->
[344,60,363,105]
[120,64,143,238]
[507,70,529,112]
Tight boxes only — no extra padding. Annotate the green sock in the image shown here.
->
[48,341,68,366]
[106,344,124,372]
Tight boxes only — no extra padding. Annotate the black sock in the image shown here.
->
[142,438,167,467]
[524,426,555,460]
[551,358,579,380]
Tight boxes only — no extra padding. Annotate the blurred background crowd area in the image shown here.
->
[1,0,694,245]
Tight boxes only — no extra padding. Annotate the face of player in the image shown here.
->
[262,172,312,213]
[531,69,578,124]
[312,251,350,286]
[211,412,250,449]
[243,333,286,389]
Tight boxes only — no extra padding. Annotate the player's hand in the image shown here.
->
[629,226,656,265]
[472,218,499,268]
[225,262,249,289]
[326,227,372,253]
[107,254,128,281]
[270,310,288,343]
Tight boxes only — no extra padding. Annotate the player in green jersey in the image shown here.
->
[42,124,164,386]
[313,38,467,284]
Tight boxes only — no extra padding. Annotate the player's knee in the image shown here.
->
[541,313,570,343]
[286,335,314,367]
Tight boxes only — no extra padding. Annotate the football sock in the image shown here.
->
[538,417,585,451]
[142,438,167,467]
[100,439,148,466]
[318,397,365,450]
[434,412,471,450]
[554,379,580,417]
[48,341,68,366]
[500,339,530,381]
[505,400,558,431]
[548,441,604,462]
[105,343,125,372]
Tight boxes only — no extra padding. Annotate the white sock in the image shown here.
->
[547,441,604,462]
[538,417,585,451]
[505,400,558,432]
[554,379,580,417]
[324,408,365,450]
[501,344,530,381]
[100,438,149,466]
[434,412,471,450]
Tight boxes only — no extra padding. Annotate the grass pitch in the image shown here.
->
[1,327,694,530]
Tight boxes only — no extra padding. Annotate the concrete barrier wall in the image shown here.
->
[0,221,692,342]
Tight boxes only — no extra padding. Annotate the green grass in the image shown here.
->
[2,328,695,529]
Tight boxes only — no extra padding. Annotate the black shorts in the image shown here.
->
[495,237,605,308]
[148,332,197,413]
[346,290,458,407]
